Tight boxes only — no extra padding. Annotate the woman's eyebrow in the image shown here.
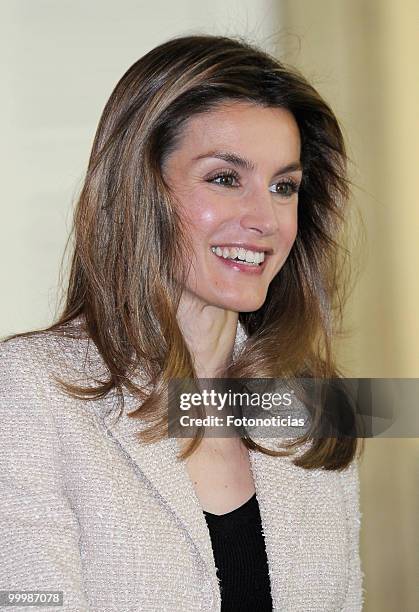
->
[192,150,302,174]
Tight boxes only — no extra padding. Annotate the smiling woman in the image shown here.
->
[0,35,363,611]
[162,104,301,315]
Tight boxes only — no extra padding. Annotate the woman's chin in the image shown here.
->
[214,295,266,313]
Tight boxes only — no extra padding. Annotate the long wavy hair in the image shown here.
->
[5,34,363,470]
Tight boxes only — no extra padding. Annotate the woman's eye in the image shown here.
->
[207,172,239,188]
[206,172,299,196]
[269,180,299,197]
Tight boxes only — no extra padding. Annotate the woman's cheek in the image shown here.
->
[282,210,298,249]
[187,197,223,229]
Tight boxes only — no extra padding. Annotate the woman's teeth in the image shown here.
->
[211,246,265,266]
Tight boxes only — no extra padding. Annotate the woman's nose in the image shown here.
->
[238,188,280,236]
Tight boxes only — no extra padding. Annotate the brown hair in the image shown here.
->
[4,34,363,470]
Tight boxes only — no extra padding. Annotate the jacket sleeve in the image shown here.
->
[0,337,91,612]
[341,459,365,611]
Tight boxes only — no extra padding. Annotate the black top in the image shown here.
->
[203,493,273,611]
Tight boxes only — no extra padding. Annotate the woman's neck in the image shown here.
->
[176,297,238,379]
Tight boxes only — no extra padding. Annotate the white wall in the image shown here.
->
[1,0,280,336]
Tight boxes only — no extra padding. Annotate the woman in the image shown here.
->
[0,35,363,611]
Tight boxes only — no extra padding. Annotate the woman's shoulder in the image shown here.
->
[1,315,103,381]
[0,316,118,446]
[263,436,361,514]
[0,330,56,394]
[0,315,109,411]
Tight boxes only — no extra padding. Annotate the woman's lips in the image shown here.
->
[210,250,268,275]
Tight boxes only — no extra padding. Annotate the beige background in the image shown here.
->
[280,1,419,610]
[2,1,418,610]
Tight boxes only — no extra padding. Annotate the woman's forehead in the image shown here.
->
[166,102,301,167]
[183,101,296,134]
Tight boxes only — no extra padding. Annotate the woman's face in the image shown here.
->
[162,101,302,313]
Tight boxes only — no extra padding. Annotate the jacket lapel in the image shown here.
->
[103,417,301,611]
[79,316,320,609]
[102,411,221,605]
[248,442,306,610]
[249,438,319,610]
[90,320,249,608]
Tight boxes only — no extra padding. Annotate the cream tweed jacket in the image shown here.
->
[0,317,363,611]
